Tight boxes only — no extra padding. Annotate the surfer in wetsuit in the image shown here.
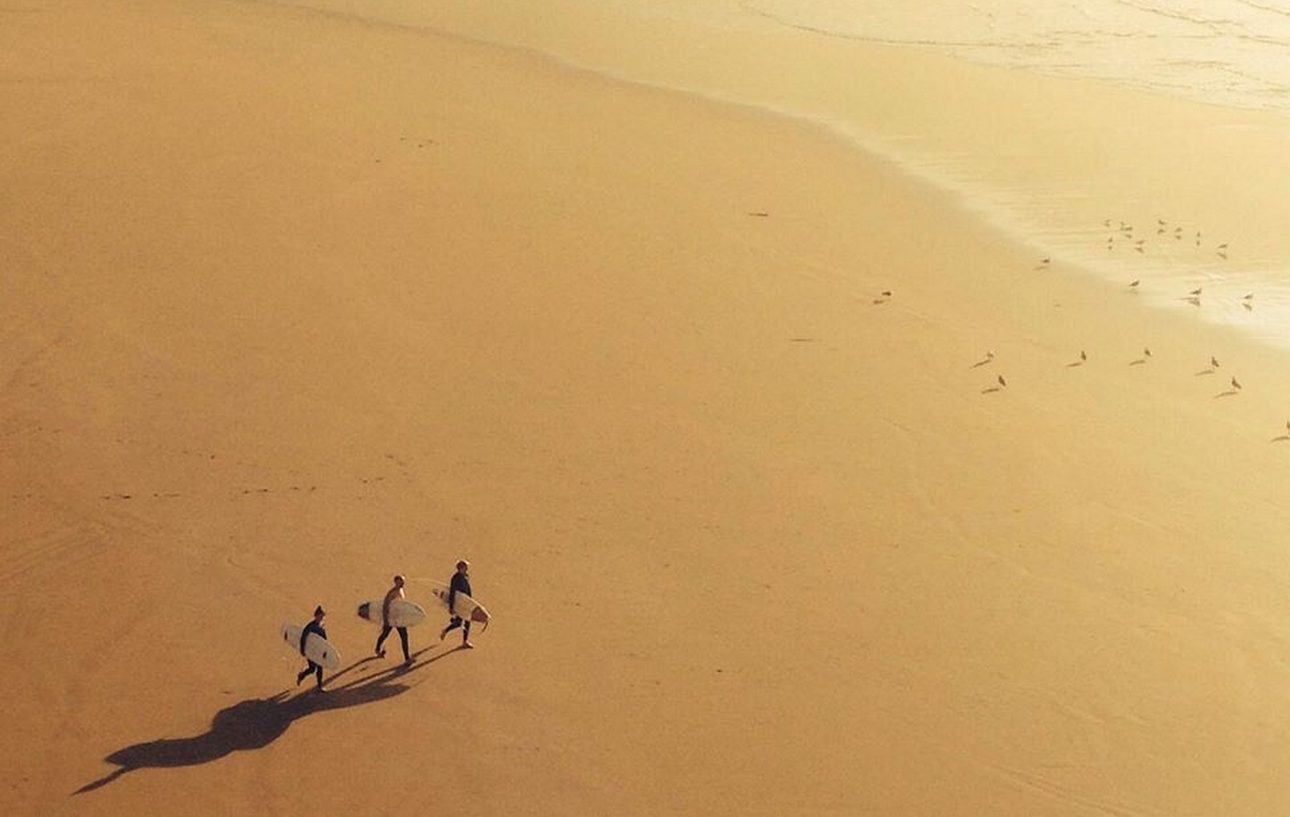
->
[375,574,413,665]
[439,560,475,649]
[296,605,328,691]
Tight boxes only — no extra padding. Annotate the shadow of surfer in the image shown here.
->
[75,646,454,794]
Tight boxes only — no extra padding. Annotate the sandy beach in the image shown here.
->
[7,1,1290,815]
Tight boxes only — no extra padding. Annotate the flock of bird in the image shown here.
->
[865,218,1288,436]
[976,345,1244,390]
[970,341,1284,441]
[1026,224,1237,384]
[983,221,1289,439]
[1103,218,1228,260]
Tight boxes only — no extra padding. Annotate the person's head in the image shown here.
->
[313,605,326,621]
[393,574,405,588]
[456,560,469,574]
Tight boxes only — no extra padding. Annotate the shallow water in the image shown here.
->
[742,0,1290,113]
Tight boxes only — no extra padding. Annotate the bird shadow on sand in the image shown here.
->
[75,646,462,794]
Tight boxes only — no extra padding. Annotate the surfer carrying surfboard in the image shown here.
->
[439,560,475,649]
[374,575,414,665]
[295,605,329,691]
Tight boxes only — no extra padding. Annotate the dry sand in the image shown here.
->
[6,1,1290,815]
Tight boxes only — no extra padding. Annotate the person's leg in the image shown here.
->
[397,626,410,662]
[440,616,462,640]
[375,625,392,657]
[298,660,319,686]
[313,662,324,690]
[462,620,473,648]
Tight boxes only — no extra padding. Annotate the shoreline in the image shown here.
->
[283,0,1290,350]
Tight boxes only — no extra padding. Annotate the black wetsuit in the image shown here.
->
[375,597,411,662]
[296,620,327,688]
[441,572,473,642]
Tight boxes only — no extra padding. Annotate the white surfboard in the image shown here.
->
[281,623,342,670]
[356,598,427,628]
[430,581,491,629]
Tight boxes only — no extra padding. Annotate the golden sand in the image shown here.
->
[6,2,1290,815]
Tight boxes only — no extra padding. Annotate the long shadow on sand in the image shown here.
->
[75,646,458,794]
